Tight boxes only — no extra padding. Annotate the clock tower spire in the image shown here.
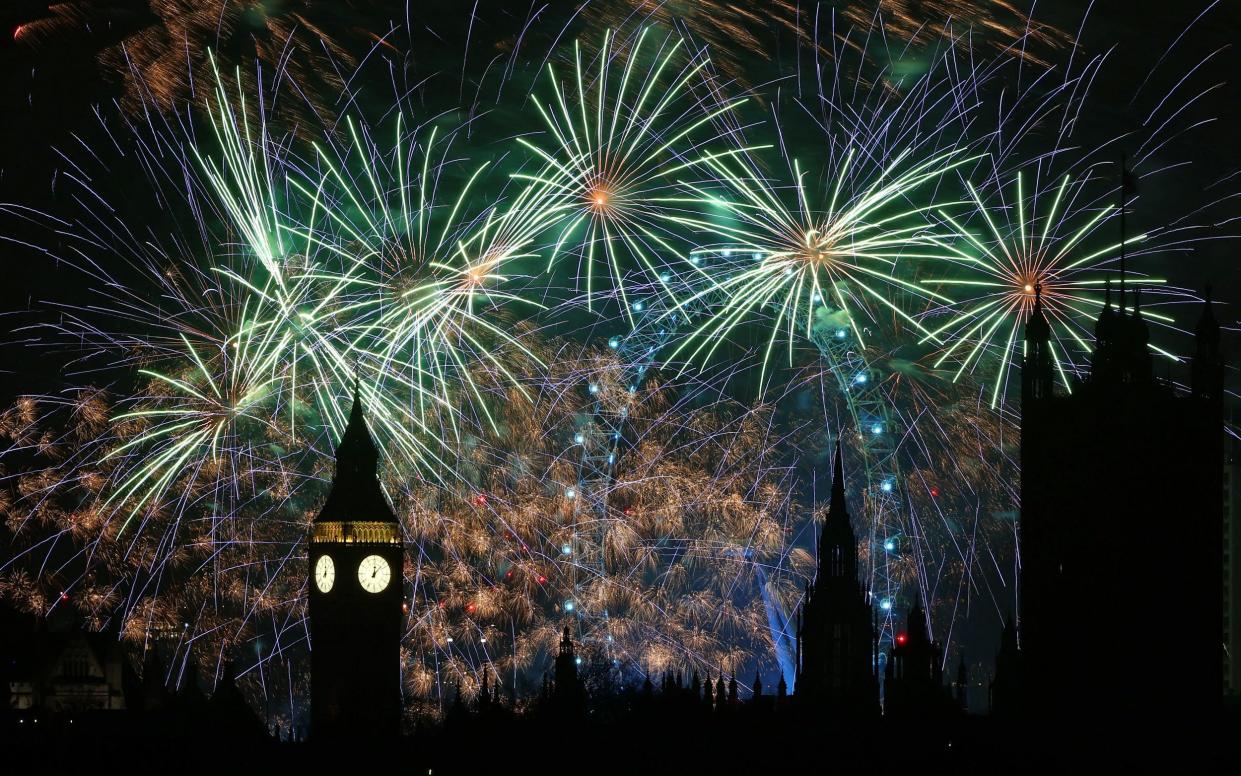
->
[309,383,404,739]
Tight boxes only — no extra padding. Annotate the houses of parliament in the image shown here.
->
[2,280,1232,769]
[289,270,1227,740]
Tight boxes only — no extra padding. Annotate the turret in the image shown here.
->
[1192,286,1224,402]
[819,441,858,582]
[1023,285,1056,400]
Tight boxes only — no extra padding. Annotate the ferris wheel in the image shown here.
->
[561,246,912,686]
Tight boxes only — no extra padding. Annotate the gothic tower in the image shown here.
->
[309,385,404,739]
[883,599,950,717]
[549,626,585,717]
[795,441,880,716]
[1016,272,1224,717]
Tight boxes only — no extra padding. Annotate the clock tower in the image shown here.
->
[309,385,404,739]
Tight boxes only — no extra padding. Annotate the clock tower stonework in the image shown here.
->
[309,386,404,739]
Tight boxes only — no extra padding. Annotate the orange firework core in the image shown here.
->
[588,184,611,211]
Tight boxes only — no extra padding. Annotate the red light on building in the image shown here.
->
[473,493,488,506]
[896,633,908,645]
[537,575,547,585]
[930,487,940,498]
[466,603,476,613]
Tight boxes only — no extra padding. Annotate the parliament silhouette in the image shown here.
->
[2,286,1231,771]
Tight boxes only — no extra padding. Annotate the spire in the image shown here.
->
[1192,285,1224,401]
[1098,280,1114,327]
[751,670,763,700]
[1026,284,1050,343]
[908,597,930,645]
[830,438,846,517]
[315,381,395,523]
[1023,285,1055,400]
[335,380,380,478]
[1196,285,1220,343]
[819,442,857,581]
[1118,154,1137,314]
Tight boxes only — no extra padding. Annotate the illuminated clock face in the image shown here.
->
[314,555,335,593]
[357,555,391,593]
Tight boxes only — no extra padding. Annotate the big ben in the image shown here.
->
[309,385,404,739]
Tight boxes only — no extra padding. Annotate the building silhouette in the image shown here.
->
[794,441,880,716]
[6,627,129,712]
[1224,404,1241,698]
[543,626,586,717]
[1012,280,1224,715]
[308,385,405,739]
[883,599,954,717]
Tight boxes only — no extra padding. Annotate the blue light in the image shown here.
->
[588,383,599,394]
[884,540,896,552]
[753,252,763,261]
[692,256,702,266]
[608,336,620,349]
[880,598,892,611]
[607,453,615,464]
[575,656,583,665]
[565,601,575,612]
[632,300,644,312]
[660,272,671,282]
[881,481,893,493]
[836,328,847,339]
[811,292,822,303]
[722,249,732,257]
[855,373,868,385]
[574,433,584,444]
[561,544,572,555]
[871,423,883,435]
[565,487,576,499]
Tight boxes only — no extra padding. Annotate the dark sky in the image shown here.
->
[0,0,1237,402]
[0,1,1235,703]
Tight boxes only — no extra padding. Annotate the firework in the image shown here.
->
[918,166,1177,407]
[12,0,374,121]
[583,0,1071,88]
[515,27,744,321]
[1,2,1233,726]
[666,144,975,385]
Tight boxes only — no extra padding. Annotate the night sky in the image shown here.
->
[0,1,1237,712]
[1,1,1238,402]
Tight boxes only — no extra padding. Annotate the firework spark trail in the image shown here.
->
[0,35,812,717]
[514,27,750,321]
[12,0,377,123]
[1,4,1235,722]
[919,15,1232,409]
